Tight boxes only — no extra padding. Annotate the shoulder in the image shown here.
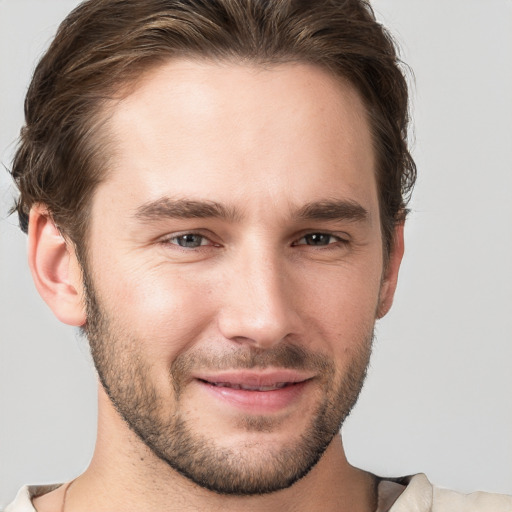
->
[3,485,61,512]
[389,474,512,512]
[434,484,512,511]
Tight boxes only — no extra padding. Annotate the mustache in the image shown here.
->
[170,343,334,395]
[171,342,333,373]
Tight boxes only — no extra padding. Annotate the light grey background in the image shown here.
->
[1,0,511,506]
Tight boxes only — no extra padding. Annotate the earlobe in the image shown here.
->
[28,205,87,326]
[377,222,405,319]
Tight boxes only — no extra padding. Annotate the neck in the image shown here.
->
[37,388,377,512]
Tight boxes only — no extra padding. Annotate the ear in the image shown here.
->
[377,222,405,319]
[28,205,87,326]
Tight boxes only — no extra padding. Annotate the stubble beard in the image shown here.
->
[82,269,374,496]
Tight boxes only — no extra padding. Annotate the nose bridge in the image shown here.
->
[218,239,298,348]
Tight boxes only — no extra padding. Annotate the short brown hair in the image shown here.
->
[11,0,416,256]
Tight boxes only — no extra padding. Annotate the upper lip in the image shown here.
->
[194,369,314,387]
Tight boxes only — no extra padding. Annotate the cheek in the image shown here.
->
[92,239,383,366]
[98,263,219,361]
[295,262,382,348]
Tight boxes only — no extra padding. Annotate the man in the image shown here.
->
[3,0,511,511]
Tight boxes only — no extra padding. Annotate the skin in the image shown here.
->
[29,60,404,511]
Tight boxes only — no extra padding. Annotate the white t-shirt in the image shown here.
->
[4,474,512,511]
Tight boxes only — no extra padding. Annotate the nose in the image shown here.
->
[217,247,300,349]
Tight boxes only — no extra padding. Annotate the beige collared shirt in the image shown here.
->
[4,474,512,511]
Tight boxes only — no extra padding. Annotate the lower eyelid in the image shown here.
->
[160,234,205,247]
[161,233,349,249]
[295,234,348,245]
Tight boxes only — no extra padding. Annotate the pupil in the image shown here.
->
[179,234,202,248]
[306,234,330,246]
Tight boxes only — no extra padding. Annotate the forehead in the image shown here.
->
[94,59,377,222]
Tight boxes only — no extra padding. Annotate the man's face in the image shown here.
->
[81,60,394,494]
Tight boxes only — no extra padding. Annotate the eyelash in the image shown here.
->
[161,231,349,250]
[292,233,348,248]
[162,232,218,249]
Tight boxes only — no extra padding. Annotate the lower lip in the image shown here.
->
[198,380,310,413]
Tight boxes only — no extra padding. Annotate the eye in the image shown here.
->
[168,233,210,248]
[295,233,344,246]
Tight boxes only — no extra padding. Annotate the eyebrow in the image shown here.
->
[134,198,240,222]
[134,197,369,224]
[296,199,369,223]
